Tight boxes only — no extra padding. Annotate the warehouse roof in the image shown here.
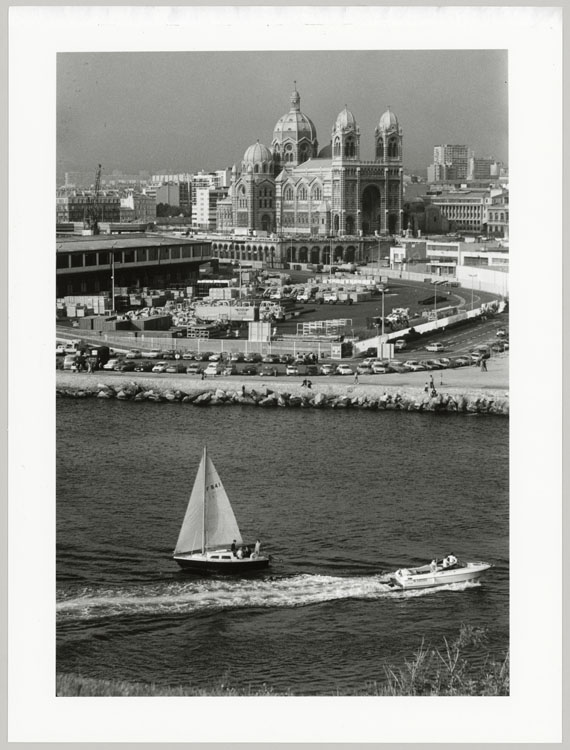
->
[56,233,211,254]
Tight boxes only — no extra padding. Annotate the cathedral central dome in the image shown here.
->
[272,86,318,162]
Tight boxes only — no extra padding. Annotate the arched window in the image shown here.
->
[312,185,322,202]
[376,140,384,160]
[284,186,294,202]
[346,138,354,157]
[333,137,341,157]
[388,138,398,158]
[298,186,307,201]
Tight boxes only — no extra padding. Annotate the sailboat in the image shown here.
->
[173,447,270,573]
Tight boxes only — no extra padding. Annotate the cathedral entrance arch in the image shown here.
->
[310,247,320,264]
[299,246,308,263]
[261,214,271,232]
[345,216,355,235]
[362,185,381,235]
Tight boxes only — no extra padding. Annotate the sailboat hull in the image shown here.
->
[173,551,270,573]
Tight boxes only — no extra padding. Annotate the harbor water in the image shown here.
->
[56,400,509,694]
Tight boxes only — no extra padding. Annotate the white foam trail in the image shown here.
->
[56,574,480,621]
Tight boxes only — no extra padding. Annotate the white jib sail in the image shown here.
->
[174,451,243,555]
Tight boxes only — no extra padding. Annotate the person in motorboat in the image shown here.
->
[442,554,458,569]
[430,559,438,573]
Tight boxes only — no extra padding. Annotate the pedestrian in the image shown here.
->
[354,373,359,384]
[307,380,312,389]
[424,382,429,393]
[429,375,434,390]
[301,378,307,388]
[242,385,246,396]
[481,358,487,371]
[201,370,205,380]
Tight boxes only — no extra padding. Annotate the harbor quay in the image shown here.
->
[56,355,509,415]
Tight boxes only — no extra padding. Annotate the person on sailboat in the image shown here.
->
[231,540,237,556]
[253,539,261,558]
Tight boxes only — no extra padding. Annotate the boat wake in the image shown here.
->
[56,573,481,622]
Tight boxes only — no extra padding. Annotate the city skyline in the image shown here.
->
[57,50,508,183]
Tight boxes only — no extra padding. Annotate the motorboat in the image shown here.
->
[173,447,270,573]
[387,555,492,590]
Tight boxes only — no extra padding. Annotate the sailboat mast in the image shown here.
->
[202,446,207,554]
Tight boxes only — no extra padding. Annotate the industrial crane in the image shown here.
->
[84,163,102,234]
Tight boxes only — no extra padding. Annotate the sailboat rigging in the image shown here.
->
[173,447,270,573]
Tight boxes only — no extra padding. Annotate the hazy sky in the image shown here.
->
[57,50,508,180]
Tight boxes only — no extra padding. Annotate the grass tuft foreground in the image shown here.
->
[57,625,508,697]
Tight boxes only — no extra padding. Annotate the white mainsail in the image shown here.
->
[174,449,243,555]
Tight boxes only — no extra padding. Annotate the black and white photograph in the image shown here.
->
[8,5,563,745]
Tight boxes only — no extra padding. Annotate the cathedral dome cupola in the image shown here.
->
[272,84,319,167]
[378,106,399,132]
[332,105,360,160]
[241,141,274,174]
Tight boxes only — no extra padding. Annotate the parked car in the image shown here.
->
[262,354,280,364]
[55,344,66,356]
[305,365,319,376]
[435,358,455,369]
[63,354,78,370]
[491,341,507,352]
[143,349,162,359]
[336,364,353,375]
[454,356,472,366]
[260,366,278,377]
[403,360,426,372]
[280,353,294,364]
[152,361,169,373]
[372,362,390,374]
[394,339,407,351]
[182,351,196,360]
[204,363,223,376]
[423,359,442,370]
[134,361,154,372]
[103,358,122,370]
[387,362,408,373]
[356,364,373,375]
[286,364,299,376]
[244,352,262,363]
[222,365,238,376]
[230,352,245,362]
[242,365,258,375]
[186,364,203,374]
[425,342,445,353]
[165,363,187,374]
[208,353,222,361]
[196,351,213,361]
[114,360,136,372]
[496,328,507,338]
[319,364,334,375]
[125,349,142,359]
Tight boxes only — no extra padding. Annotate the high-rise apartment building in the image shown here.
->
[429,144,471,182]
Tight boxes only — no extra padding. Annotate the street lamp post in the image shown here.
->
[468,273,477,310]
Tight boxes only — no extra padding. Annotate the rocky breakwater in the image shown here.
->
[56,374,509,416]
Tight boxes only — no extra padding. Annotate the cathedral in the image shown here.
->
[217,86,404,238]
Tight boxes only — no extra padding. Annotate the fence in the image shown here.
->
[56,326,334,359]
